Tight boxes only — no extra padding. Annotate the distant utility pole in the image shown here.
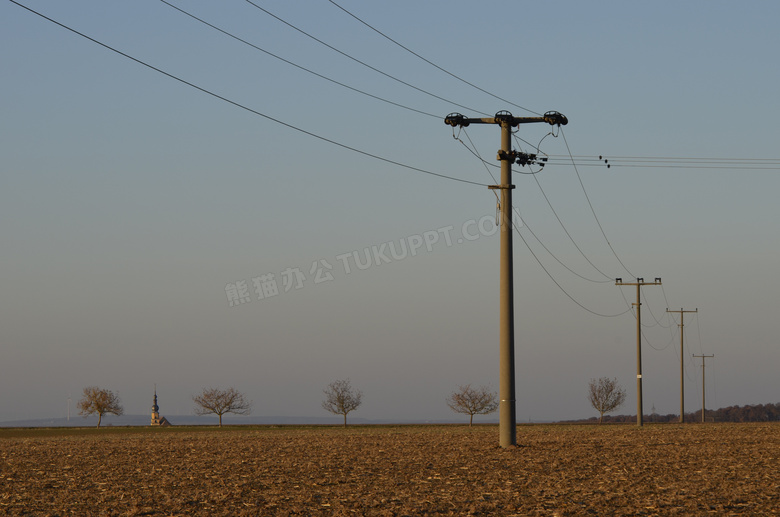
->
[445,110,568,448]
[666,308,698,423]
[615,277,662,427]
[693,354,714,423]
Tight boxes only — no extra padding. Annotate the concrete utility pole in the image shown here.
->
[445,110,567,448]
[666,308,698,423]
[693,354,714,423]
[615,278,662,427]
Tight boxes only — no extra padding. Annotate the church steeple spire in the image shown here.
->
[152,384,159,414]
[151,385,162,425]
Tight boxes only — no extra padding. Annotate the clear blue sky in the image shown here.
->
[2,0,779,423]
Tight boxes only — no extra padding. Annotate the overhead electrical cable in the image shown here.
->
[528,171,614,283]
[509,133,614,282]
[695,312,705,356]
[639,289,670,328]
[158,0,440,119]
[510,131,614,283]
[9,0,487,188]
[660,284,673,313]
[325,0,541,116]
[242,0,493,117]
[455,129,630,317]
[514,221,632,318]
[561,128,636,278]
[642,327,673,352]
[455,128,500,204]
[683,324,698,382]
[618,287,634,314]
[458,129,611,284]
[545,154,780,170]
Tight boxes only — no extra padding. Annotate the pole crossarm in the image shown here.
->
[444,110,568,128]
[614,278,662,286]
[445,110,567,173]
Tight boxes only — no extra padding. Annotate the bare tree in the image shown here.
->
[192,387,252,427]
[446,384,499,426]
[322,379,363,427]
[77,386,124,428]
[588,377,627,424]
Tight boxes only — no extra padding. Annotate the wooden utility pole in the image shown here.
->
[693,354,714,423]
[615,278,662,427]
[666,308,697,423]
[445,110,567,448]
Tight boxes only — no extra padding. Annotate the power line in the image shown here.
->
[9,0,488,188]
[454,127,629,317]
[516,138,615,280]
[158,0,441,119]
[325,0,541,116]
[561,129,636,278]
[455,129,630,307]
[545,154,780,170]
[640,289,671,329]
[640,327,673,352]
[559,154,780,162]
[457,127,616,284]
[515,223,632,318]
[526,161,614,283]
[682,324,698,381]
[242,0,493,117]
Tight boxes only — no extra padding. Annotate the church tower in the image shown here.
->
[150,386,170,426]
[151,386,161,425]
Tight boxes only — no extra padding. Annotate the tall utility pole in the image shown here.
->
[445,110,568,448]
[693,354,714,423]
[666,308,698,423]
[615,277,662,427]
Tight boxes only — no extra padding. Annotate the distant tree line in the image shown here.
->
[708,402,780,423]
[565,402,780,424]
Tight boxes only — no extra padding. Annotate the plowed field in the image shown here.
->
[1,423,778,515]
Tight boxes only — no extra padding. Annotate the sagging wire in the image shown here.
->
[640,289,672,329]
[560,128,636,279]
[682,324,698,382]
[450,128,630,316]
[452,127,500,205]
[159,0,441,120]
[243,0,492,117]
[455,128,616,285]
[643,327,674,352]
[512,130,615,283]
[514,223,632,318]
[9,0,488,188]
[325,0,541,116]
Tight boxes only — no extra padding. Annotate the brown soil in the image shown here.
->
[1,423,778,516]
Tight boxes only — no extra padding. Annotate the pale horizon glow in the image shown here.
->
[2,1,779,425]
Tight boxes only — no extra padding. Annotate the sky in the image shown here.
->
[2,0,779,424]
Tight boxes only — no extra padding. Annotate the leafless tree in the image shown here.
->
[192,387,252,427]
[77,386,124,428]
[588,377,627,424]
[322,379,363,427]
[446,384,499,426]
